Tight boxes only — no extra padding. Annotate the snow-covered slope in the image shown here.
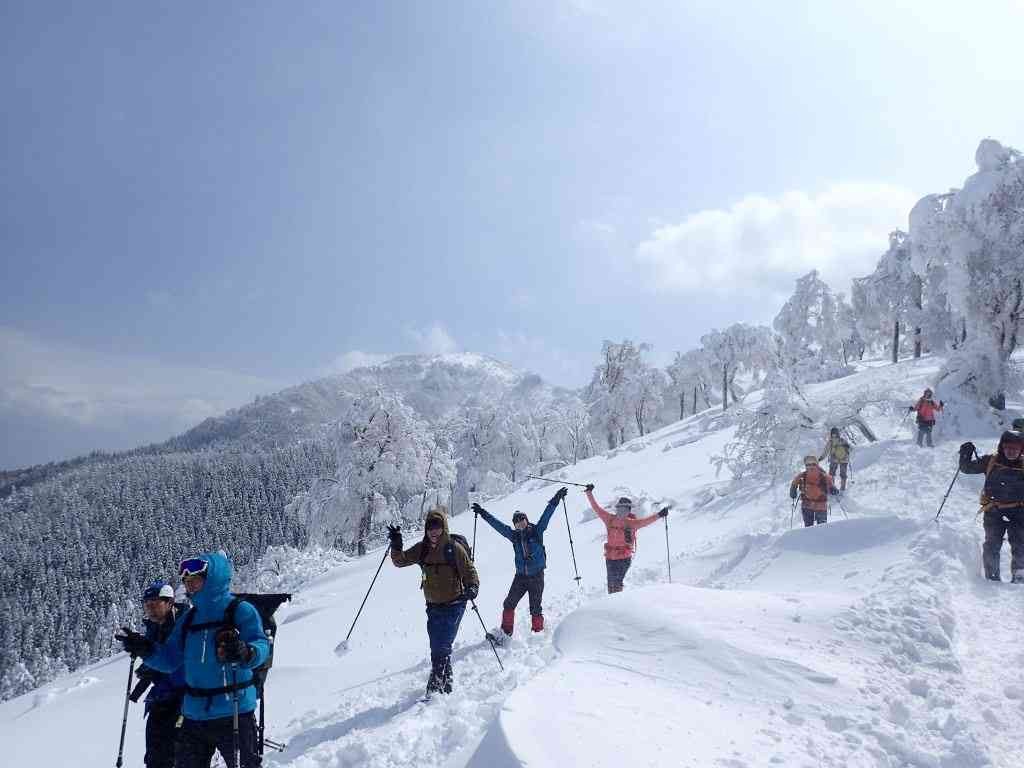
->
[2,356,1021,767]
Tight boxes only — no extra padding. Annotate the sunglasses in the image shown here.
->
[179,557,209,578]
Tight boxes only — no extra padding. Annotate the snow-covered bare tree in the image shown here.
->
[700,324,774,411]
[665,349,716,419]
[557,397,592,464]
[909,139,1024,405]
[774,270,852,381]
[585,340,646,448]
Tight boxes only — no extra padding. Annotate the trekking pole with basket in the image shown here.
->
[561,497,583,588]
[114,655,137,768]
[334,548,389,656]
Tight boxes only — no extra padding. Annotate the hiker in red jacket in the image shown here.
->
[584,485,666,593]
[909,388,944,448]
[789,455,839,526]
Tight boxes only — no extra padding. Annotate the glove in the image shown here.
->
[215,627,254,664]
[657,507,670,518]
[584,483,595,493]
[908,406,915,412]
[461,583,479,602]
[830,487,839,497]
[939,400,944,408]
[959,442,976,460]
[115,628,154,658]
[471,503,484,517]
[135,665,158,682]
[789,486,798,500]
[387,524,403,551]
[550,487,568,504]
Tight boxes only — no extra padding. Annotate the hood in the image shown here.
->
[189,550,233,610]
[424,507,450,537]
[997,431,1024,467]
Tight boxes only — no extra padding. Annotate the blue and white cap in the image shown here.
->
[142,579,175,601]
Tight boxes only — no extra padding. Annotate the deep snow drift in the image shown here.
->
[2,355,1022,767]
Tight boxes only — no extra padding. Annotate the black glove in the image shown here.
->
[550,487,568,504]
[135,665,158,682]
[215,627,254,664]
[387,524,403,551]
[461,583,479,602]
[939,400,944,408]
[908,406,915,412]
[115,627,154,658]
[789,486,798,500]
[471,503,484,517]
[584,483,595,493]
[657,507,670,518]
[959,442,976,460]
[830,487,839,497]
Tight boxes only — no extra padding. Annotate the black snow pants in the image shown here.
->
[982,508,1024,581]
[175,711,261,768]
[605,557,632,593]
[802,506,827,527]
[144,700,181,768]
[503,572,545,615]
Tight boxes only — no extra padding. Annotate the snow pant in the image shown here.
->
[144,699,181,768]
[828,461,848,491]
[916,422,935,447]
[175,711,260,768]
[606,557,632,593]
[982,508,1024,581]
[425,600,466,693]
[503,572,545,615]
[802,506,827,527]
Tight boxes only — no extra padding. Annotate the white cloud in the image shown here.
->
[406,323,459,355]
[321,350,391,376]
[0,327,279,432]
[634,183,916,300]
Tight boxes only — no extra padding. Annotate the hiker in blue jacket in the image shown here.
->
[473,486,565,637]
[116,551,269,768]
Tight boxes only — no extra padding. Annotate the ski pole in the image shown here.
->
[471,509,478,562]
[561,497,583,587]
[230,664,240,768]
[934,469,962,521]
[663,510,672,583]
[334,546,390,656]
[790,498,798,530]
[526,474,590,488]
[114,655,136,768]
[469,600,504,671]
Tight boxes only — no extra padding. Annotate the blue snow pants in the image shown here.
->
[425,600,467,660]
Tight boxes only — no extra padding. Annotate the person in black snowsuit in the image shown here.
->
[472,487,565,638]
[134,580,187,768]
[959,428,1024,582]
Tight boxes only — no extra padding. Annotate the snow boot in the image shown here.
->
[440,656,453,694]
[986,572,1001,582]
[1012,570,1024,584]
[531,614,544,632]
[426,655,445,695]
[501,608,515,636]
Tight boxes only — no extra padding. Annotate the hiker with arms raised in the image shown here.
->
[584,484,666,593]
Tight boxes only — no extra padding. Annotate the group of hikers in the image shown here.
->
[112,386,1023,766]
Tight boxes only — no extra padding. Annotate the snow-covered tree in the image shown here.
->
[665,349,716,419]
[585,340,650,448]
[909,139,1024,404]
[700,324,775,411]
[557,396,593,464]
[774,271,852,382]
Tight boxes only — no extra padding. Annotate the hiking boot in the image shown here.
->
[440,656,453,694]
[531,614,544,632]
[986,572,1002,582]
[500,608,515,636]
[1012,571,1024,584]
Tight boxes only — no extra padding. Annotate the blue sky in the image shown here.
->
[2,0,1022,467]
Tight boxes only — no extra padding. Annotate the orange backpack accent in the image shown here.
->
[801,467,828,502]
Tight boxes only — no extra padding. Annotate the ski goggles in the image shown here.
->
[178,557,209,579]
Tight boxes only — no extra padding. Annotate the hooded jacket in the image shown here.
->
[820,434,851,464]
[585,489,661,561]
[143,551,270,721]
[139,603,187,709]
[789,464,835,513]
[478,498,558,576]
[392,509,480,604]
[960,433,1024,510]
[914,397,943,425]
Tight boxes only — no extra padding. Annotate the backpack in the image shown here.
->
[623,513,638,550]
[180,592,291,755]
[801,468,829,503]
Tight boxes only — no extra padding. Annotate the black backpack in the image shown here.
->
[180,592,291,755]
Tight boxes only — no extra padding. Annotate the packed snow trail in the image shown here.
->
[1,355,1022,767]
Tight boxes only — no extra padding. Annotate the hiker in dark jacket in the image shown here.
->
[389,507,480,694]
[135,580,187,768]
[960,428,1024,582]
[116,552,270,768]
[473,487,564,638]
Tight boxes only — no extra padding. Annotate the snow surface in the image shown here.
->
[2,356,1022,767]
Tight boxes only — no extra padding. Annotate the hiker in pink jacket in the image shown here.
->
[585,484,667,593]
